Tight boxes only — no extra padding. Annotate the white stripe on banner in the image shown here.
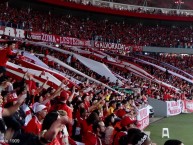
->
[6,68,50,89]
[136,54,193,79]
[108,60,180,92]
[122,61,153,79]
[73,54,122,85]
[26,41,122,85]
[26,41,180,91]
[46,55,120,94]
[7,62,61,87]
[35,53,82,84]
[13,50,49,68]
[135,58,193,84]
[52,68,82,84]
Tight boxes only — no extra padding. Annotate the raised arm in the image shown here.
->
[3,93,26,117]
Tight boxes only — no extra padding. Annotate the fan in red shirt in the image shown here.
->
[113,116,136,145]
[51,91,73,136]
[0,41,17,75]
[84,121,105,145]
[25,102,47,135]
[81,112,100,142]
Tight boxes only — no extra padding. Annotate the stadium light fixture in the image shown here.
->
[175,0,184,4]
[175,0,184,9]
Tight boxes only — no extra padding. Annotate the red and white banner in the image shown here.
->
[94,41,130,51]
[0,26,25,38]
[41,33,61,43]
[166,100,182,116]
[0,26,140,51]
[132,45,143,52]
[30,32,42,41]
[60,37,91,47]
[137,106,149,130]
[6,62,57,89]
[182,100,193,113]
[29,32,91,47]
[16,59,76,88]
[60,36,73,45]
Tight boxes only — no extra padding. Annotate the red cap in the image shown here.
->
[121,116,136,127]
[60,91,70,101]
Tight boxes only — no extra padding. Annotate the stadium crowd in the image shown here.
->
[0,38,188,145]
[64,0,193,16]
[0,41,161,145]
[0,1,190,144]
[22,43,190,102]
[112,53,193,100]
[0,3,193,48]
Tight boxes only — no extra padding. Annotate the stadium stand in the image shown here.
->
[0,0,193,144]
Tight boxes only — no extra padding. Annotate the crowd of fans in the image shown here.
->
[109,53,193,100]
[141,54,193,97]
[149,54,193,76]
[63,0,193,16]
[21,43,192,102]
[0,40,161,145]
[0,3,193,48]
[0,38,187,145]
[0,1,191,144]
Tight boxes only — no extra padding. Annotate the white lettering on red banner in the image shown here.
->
[73,38,84,46]
[41,33,60,43]
[94,41,130,50]
[60,37,72,45]
[0,27,25,38]
[30,32,42,40]
[84,40,92,47]
[166,100,182,116]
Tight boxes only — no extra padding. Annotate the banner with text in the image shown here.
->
[94,41,130,51]
[94,41,143,51]
[0,26,25,38]
[137,106,149,130]
[166,100,182,116]
[0,27,140,51]
[182,100,193,113]
[29,32,91,47]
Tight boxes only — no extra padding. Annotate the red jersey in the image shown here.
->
[80,119,93,142]
[84,131,102,145]
[25,116,42,135]
[0,47,12,66]
[57,104,73,120]
[48,137,61,145]
[113,131,127,145]
[56,103,73,136]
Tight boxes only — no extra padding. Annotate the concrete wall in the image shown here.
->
[143,46,193,54]
[148,98,167,117]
